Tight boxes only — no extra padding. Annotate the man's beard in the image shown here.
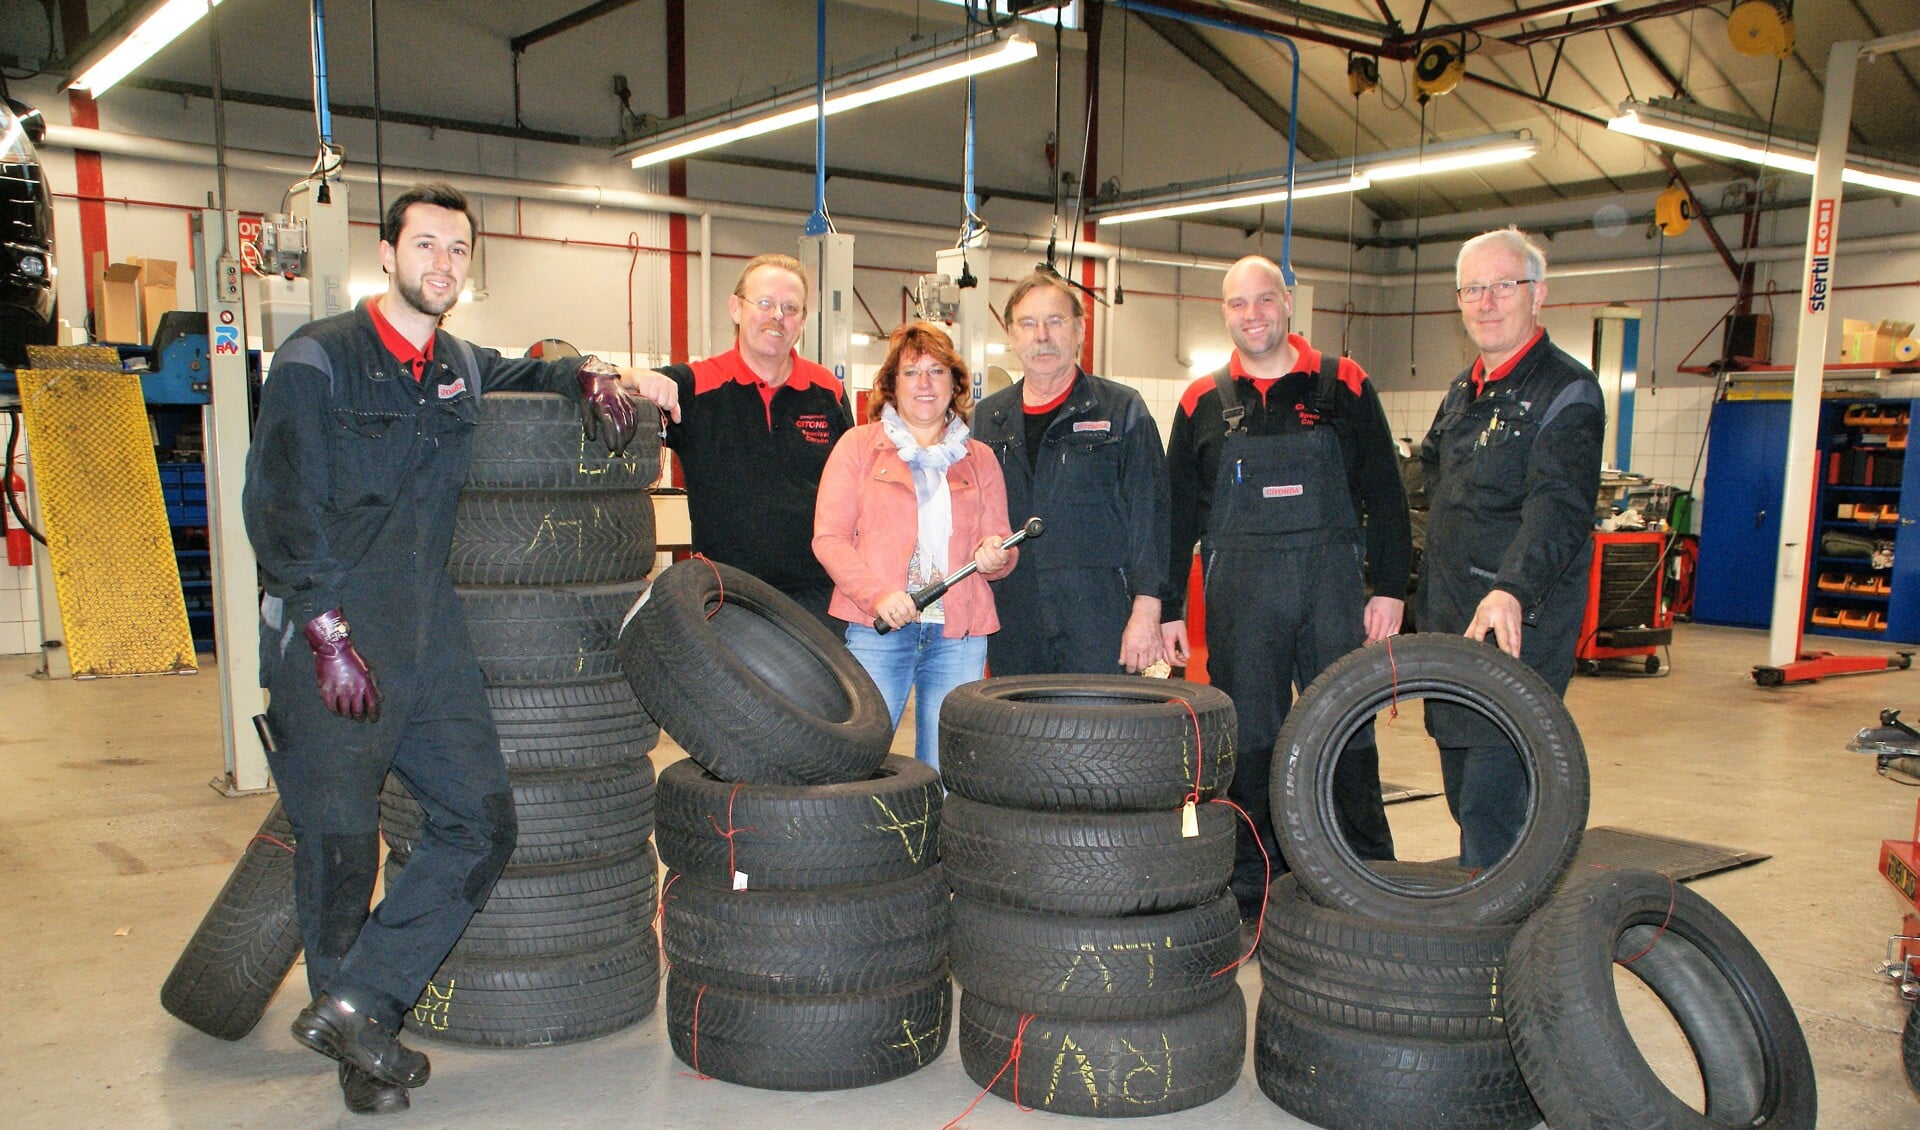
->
[397,272,457,319]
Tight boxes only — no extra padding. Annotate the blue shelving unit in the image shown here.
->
[1806,399,1916,643]
[159,463,214,652]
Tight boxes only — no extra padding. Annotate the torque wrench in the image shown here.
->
[873,516,1044,635]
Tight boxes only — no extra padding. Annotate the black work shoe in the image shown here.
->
[292,993,431,1089]
[339,1062,409,1115]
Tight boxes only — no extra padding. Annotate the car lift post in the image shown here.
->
[1755,27,1920,687]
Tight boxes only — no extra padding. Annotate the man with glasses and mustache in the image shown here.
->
[1418,226,1604,869]
[626,253,854,627]
[974,271,1171,676]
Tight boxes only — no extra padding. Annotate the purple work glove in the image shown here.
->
[577,357,639,456]
[303,609,382,722]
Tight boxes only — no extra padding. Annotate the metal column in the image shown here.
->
[194,209,270,793]
[1763,27,1920,680]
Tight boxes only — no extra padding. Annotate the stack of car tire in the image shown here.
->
[380,391,664,1047]
[620,558,951,1090]
[935,675,1248,1118]
[1254,632,1818,1128]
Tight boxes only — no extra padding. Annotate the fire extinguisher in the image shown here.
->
[4,472,31,567]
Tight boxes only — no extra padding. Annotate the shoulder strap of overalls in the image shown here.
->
[1313,352,1341,419]
[1212,367,1244,435]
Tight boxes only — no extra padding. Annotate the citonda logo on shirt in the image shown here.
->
[1262,484,1304,498]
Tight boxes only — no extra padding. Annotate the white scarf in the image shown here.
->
[879,404,970,590]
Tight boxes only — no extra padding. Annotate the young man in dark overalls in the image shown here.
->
[1162,255,1412,924]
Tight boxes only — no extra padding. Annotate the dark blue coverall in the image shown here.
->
[974,371,1170,676]
[243,302,592,1031]
[1418,329,1604,869]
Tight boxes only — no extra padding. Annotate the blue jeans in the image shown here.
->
[843,621,987,771]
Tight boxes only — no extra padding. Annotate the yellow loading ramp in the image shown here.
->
[18,345,196,677]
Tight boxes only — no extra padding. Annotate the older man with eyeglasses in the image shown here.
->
[631,253,854,627]
[973,271,1171,676]
[1417,226,1605,869]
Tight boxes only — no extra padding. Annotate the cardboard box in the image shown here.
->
[1840,319,1917,364]
[93,253,146,345]
[130,257,178,344]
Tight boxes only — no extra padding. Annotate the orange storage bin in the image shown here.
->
[1817,571,1850,592]
[1812,607,1845,627]
[1840,609,1877,629]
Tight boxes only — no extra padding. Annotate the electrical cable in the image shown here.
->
[370,0,386,220]
[1342,84,1361,357]
[1407,100,1428,382]
[3,409,46,545]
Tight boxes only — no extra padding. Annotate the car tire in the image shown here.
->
[938,676,1236,812]
[1272,633,1588,927]
[940,794,1235,916]
[654,755,940,890]
[159,802,303,1041]
[1503,865,1818,1129]
[619,558,892,785]
[957,986,1245,1118]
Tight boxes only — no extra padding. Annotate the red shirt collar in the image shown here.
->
[1470,328,1545,394]
[1229,333,1321,381]
[1024,370,1078,414]
[714,344,830,393]
[366,298,435,379]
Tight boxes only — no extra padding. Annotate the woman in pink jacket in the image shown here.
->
[814,322,1017,769]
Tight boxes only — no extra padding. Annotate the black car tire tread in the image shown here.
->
[940,794,1234,915]
[1272,633,1588,927]
[381,761,655,866]
[1258,864,1516,1041]
[159,803,303,1041]
[408,931,659,1047]
[660,867,948,994]
[619,559,893,785]
[1253,991,1540,1130]
[957,987,1245,1118]
[654,755,940,890]
[449,489,656,586]
[1503,865,1818,1129]
[468,392,660,491]
[460,581,647,686]
[938,676,1236,812]
[384,844,657,960]
[486,678,659,772]
[664,971,952,1091]
[951,893,1241,1021]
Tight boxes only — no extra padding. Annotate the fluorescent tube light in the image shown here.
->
[66,0,224,95]
[1090,132,1537,226]
[1608,99,1920,198]
[620,30,1036,169]
[1364,139,1539,180]
[1094,173,1367,226]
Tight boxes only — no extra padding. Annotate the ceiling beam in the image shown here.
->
[1491,0,1722,48]
[510,0,645,54]
[1137,13,1336,161]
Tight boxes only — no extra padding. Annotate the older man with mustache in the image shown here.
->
[972,271,1171,676]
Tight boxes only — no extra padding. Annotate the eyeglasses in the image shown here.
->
[1012,314,1074,334]
[745,296,804,319]
[899,365,952,382]
[1455,279,1538,303]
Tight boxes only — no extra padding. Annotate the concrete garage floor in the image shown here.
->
[2,622,1917,1128]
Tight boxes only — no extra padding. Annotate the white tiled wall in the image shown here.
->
[1,446,41,656]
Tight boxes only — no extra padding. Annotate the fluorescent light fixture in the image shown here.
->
[620,30,1036,169]
[1608,99,1920,198]
[1093,171,1368,226]
[1090,132,1537,226]
[1363,135,1539,180]
[850,332,873,347]
[66,0,224,95]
